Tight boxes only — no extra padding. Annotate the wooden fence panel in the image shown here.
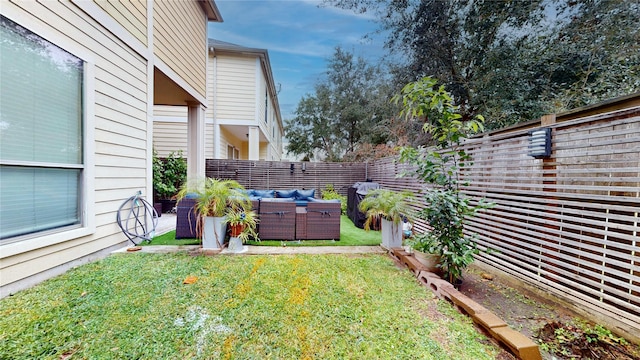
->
[205,160,368,196]
[369,107,640,341]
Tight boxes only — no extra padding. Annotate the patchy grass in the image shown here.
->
[1,253,500,359]
[146,215,381,246]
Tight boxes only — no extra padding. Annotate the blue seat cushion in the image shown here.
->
[295,189,315,200]
[276,189,297,198]
[253,189,275,198]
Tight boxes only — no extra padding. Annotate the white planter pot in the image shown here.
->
[203,216,227,249]
[227,236,247,253]
[381,218,402,249]
[414,251,441,273]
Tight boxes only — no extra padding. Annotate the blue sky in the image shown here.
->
[207,0,386,120]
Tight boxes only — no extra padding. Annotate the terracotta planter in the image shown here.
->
[229,224,245,237]
[414,251,441,274]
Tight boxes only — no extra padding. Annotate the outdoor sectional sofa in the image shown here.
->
[248,189,341,241]
[175,189,341,241]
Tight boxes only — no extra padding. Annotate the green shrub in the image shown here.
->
[396,77,494,284]
[153,150,187,200]
[322,184,347,214]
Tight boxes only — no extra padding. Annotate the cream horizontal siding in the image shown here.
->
[153,122,188,156]
[154,105,188,118]
[94,0,147,46]
[258,65,267,125]
[260,145,268,160]
[1,1,149,291]
[206,53,215,119]
[153,120,214,158]
[153,0,206,98]
[216,55,256,120]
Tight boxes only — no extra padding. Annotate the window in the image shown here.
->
[227,145,239,160]
[264,87,268,124]
[0,16,84,241]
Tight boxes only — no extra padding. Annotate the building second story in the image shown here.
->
[154,39,284,161]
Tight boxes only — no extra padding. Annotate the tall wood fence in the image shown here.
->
[205,159,368,196]
[369,103,640,341]
[204,97,639,341]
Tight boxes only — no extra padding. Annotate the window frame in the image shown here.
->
[0,13,95,257]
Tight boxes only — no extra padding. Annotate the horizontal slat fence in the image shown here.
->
[205,160,368,196]
[368,107,640,341]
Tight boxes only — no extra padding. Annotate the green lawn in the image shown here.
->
[147,215,382,246]
[1,253,501,359]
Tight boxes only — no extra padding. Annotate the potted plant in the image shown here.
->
[396,76,494,286]
[225,208,259,252]
[358,188,414,249]
[153,150,187,213]
[177,178,251,250]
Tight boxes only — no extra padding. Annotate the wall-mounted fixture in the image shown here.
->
[528,128,552,158]
[301,163,306,172]
[290,163,295,174]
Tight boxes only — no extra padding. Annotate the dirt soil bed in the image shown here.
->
[458,266,640,360]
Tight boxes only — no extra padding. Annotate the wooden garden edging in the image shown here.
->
[389,248,542,360]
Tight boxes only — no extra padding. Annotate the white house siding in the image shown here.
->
[94,0,147,46]
[215,55,256,121]
[206,52,216,119]
[0,1,150,294]
[267,91,283,160]
[153,105,188,156]
[257,63,267,125]
[152,120,215,158]
[153,0,207,99]
[153,121,189,156]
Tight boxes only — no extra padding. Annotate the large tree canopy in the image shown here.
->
[285,47,396,161]
[323,0,640,130]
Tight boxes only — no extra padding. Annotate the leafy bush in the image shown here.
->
[321,184,347,214]
[396,77,493,284]
[153,150,187,200]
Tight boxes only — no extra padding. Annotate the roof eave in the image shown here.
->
[200,0,223,22]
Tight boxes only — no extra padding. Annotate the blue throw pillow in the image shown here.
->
[296,189,315,200]
[253,190,275,198]
[276,189,297,198]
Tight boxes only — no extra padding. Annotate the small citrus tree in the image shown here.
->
[395,77,493,284]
